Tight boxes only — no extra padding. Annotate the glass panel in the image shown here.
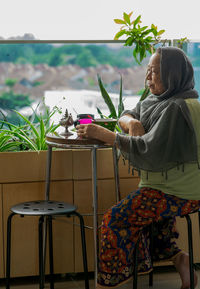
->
[187,42,200,96]
[0,41,199,126]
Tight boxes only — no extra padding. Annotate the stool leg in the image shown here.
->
[73,212,89,289]
[39,216,45,289]
[133,238,139,289]
[48,216,54,289]
[149,223,154,287]
[185,215,195,289]
[45,145,52,201]
[6,213,16,289]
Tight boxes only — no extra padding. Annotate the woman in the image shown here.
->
[76,47,200,289]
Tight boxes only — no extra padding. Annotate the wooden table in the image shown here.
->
[45,132,120,285]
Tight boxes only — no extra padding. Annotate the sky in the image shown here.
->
[0,0,200,41]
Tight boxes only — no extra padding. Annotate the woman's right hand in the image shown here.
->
[127,118,145,136]
[119,114,145,136]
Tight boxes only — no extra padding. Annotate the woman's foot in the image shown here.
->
[173,251,198,289]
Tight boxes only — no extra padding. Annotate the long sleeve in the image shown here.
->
[116,101,198,172]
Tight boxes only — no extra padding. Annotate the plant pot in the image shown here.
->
[93,118,117,132]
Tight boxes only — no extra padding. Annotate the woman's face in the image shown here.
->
[146,53,165,95]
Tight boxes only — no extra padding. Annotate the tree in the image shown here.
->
[5,78,17,90]
[0,91,32,110]
[48,53,62,66]
[0,78,32,112]
[76,50,97,67]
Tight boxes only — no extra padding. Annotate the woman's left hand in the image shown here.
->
[76,123,99,139]
[76,123,116,145]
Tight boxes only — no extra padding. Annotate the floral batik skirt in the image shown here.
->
[97,187,200,287]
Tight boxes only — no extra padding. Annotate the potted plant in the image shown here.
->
[0,105,60,151]
[114,11,166,64]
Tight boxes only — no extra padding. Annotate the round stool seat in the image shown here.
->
[11,200,77,216]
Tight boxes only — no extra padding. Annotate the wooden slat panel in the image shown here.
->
[0,150,72,183]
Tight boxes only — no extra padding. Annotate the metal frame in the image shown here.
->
[45,140,120,286]
[184,214,195,289]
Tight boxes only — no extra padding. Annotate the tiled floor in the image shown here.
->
[1,268,200,289]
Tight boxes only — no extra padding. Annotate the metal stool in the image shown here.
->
[179,210,200,289]
[6,200,89,289]
[133,210,200,289]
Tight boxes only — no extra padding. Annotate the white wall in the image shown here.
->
[0,0,200,40]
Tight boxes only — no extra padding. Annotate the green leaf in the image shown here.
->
[151,24,157,30]
[96,107,104,118]
[123,12,130,25]
[143,28,154,35]
[151,28,158,36]
[128,11,133,19]
[140,45,146,62]
[114,29,126,40]
[115,125,122,132]
[114,19,126,24]
[133,15,141,27]
[39,118,45,150]
[97,74,117,119]
[0,141,22,152]
[139,86,150,101]
[117,74,124,118]
[46,123,60,134]
[133,48,141,65]
[140,26,148,32]
[133,48,137,59]
[14,110,39,139]
[144,36,153,42]
[157,29,165,36]
[1,129,38,151]
[135,42,139,52]
[125,36,134,46]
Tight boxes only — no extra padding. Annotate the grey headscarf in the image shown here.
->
[116,47,199,173]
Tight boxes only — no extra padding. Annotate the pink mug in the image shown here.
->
[79,118,93,124]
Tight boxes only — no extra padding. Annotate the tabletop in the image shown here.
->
[46,132,110,147]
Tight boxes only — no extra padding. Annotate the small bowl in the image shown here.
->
[93,118,117,132]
